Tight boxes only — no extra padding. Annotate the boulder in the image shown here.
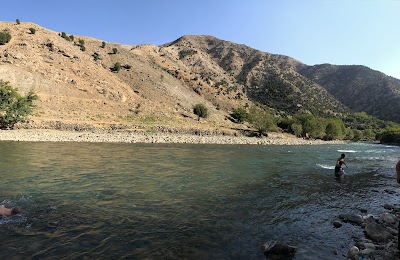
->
[379,213,397,225]
[347,246,359,259]
[364,217,393,242]
[261,240,297,257]
[332,220,342,228]
[339,213,364,225]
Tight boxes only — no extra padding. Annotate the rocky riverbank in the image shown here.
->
[0,129,347,145]
[333,204,400,260]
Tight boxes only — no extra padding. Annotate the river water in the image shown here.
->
[1,141,399,259]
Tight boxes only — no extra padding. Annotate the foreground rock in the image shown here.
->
[334,206,400,260]
[261,240,297,259]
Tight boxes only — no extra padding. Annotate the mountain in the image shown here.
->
[163,35,348,116]
[297,64,400,123]
[1,22,399,132]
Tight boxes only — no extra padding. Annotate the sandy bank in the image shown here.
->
[0,129,347,145]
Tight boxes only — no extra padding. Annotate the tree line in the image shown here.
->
[230,106,400,143]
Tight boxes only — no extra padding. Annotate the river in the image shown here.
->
[1,141,399,259]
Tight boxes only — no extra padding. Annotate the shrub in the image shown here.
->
[61,32,71,41]
[193,103,208,121]
[80,45,86,52]
[231,107,248,123]
[0,31,12,45]
[112,62,121,72]
[78,39,85,46]
[101,41,106,48]
[112,48,118,54]
[69,35,74,41]
[16,19,20,25]
[92,52,101,61]
[29,28,36,34]
[0,80,38,129]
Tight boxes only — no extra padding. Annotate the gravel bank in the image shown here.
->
[0,129,347,145]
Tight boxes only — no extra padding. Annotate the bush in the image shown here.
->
[78,39,85,46]
[0,80,38,129]
[248,107,276,136]
[112,62,121,72]
[29,28,36,34]
[69,35,74,41]
[92,52,101,61]
[80,45,86,52]
[16,19,20,25]
[61,32,71,41]
[379,127,400,144]
[0,31,12,45]
[193,103,208,121]
[291,123,303,137]
[231,107,248,123]
[101,41,106,48]
[112,48,118,54]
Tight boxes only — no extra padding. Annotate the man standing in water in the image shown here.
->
[336,153,347,168]
[334,153,347,179]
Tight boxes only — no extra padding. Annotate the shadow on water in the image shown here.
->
[1,142,399,259]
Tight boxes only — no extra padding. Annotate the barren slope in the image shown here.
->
[0,22,243,132]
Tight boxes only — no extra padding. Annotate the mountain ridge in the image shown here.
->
[1,21,399,133]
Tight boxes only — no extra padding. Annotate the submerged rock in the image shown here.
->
[379,212,397,225]
[364,217,393,242]
[261,240,297,258]
[332,220,342,228]
[347,246,359,259]
[339,213,364,225]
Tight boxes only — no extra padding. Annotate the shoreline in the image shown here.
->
[0,129,348,145]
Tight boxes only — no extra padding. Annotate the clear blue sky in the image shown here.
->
[2,0,400,79]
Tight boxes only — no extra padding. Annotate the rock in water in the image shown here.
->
[261,240,297,257]
[347,246,359,259]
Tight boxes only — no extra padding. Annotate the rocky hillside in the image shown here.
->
[297,64,400,123]
[0,22,398,132]
[163,35,348,116]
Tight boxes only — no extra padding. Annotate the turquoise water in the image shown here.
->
[1,141,399,259]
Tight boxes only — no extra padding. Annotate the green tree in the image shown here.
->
[101,41,106,48]
[379,127,400,144]
[193,103,208,121]
[291,123,303,137]
[112,48,118,54]
[248,107,276,136]
[16,19,20,24]
[0,80,38,129]
[0,31,12,45]
[29,28,36,34]
[344,128,354,140]
[231,107,248,123]
[364,129,375,140]
[353,129,364,141]
[325,119,345,140]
